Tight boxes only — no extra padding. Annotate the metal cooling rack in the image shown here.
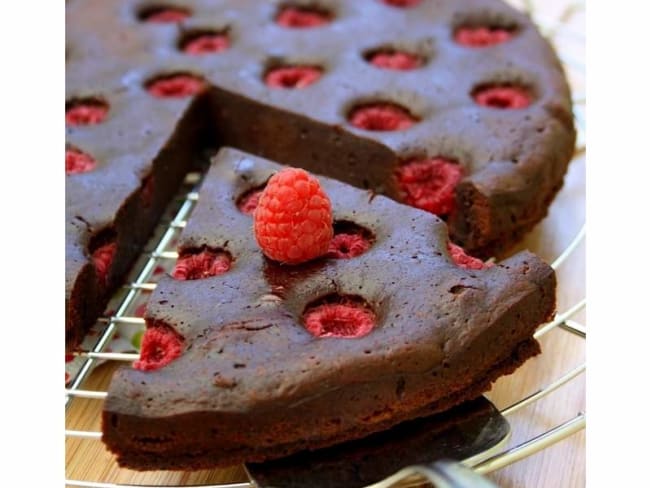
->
[65,1,585,486]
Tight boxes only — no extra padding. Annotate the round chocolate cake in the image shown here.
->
[65,0,575,350]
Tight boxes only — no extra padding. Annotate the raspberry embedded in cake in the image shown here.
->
[181,31,230,55]
[328,221,373,259]
[395,157,464,217]
[133,324,184,371]
[92,242,117,287]
[65,147,97,174]
[303,295,376,338]
[140,6,190,23]
[455,26,515,47]
[349,103,418,131]
[254,167,333,264]
[275,6,332,28]
[264,66,323,89]
[66,98,109,126]
[172,247,232,280]
[473,84,532,109]
[381,0,421,7]
[448,242,492,270]
[367,50,423,70]
[145,73,206,98]
[237,186,266,215]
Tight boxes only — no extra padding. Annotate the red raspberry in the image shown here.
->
[254,168,333,264]
[237,188,264,215]
[146,74,206,98]
[172,248,232,280]
[182,33,229,55]
[304,300,376,338]
[349,103,417,131]
[265,66,322,89]
[66,147,96,174]
[66,99,109,126]
[455,26,513,47]
[473,85,531,109]
[448,242,493,270]
[92,242,117,287]
[382,0,421,7]
[133,325,184,371]
[396,157,464,216]
[276,7,331,28]
[142,7,190,23]
[369,51,422,70]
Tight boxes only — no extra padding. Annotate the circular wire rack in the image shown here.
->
[65,1,586,486]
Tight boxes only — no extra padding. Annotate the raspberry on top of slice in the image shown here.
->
[254,167,333,264]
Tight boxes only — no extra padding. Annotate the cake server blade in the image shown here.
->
[246,396,508,488]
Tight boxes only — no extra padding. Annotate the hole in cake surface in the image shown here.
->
[276,5,332,28]
[180,30,230,55]
[65,146,97,174]
[447,242,492,270]
[172,247,232,280]
[264,66,323,89]
[472,84,532,109]
[303,294,376,339]
[65,98,109,126]
[381,0,421,7]
[348,103,418,132]
[365,48,423,71]
[328,221,374,259]
[145,73,206,98]
[133,324,184,371]
[139,5,191,23]
[237,185,267,215]
[454,25,515,47]
[395,157,464,217]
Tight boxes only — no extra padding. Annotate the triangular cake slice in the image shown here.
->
[102,147,555,470]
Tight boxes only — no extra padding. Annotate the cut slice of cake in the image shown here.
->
[102,147,555,470]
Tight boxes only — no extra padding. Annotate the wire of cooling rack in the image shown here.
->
[65,2,585,486]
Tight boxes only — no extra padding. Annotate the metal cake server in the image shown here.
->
[246,396,508,488]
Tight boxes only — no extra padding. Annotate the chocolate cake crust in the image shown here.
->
[102,148,555,470]
[66,0,574,349]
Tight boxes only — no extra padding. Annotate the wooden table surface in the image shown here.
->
[66,1,585,486]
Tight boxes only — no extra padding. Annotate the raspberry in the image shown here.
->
[265,66,322,89]
[254,168,333,264]
[448,242,493,270]
[455,26,514,47]
[237,187,264,215]
[304,297,376,338]
[396,157,464,216]
[92,242,117,287]
[66,99,109,126]
[142,7,190,23]
[328,223,373,259]
[382,0,421,7]
[182,33,229,55]
[172,248,232,280]
[473,85,531,109]
[349,103,417,131]
[146,74,206,98]
[276,7,331,28]
[66,147,97,174]
[133,325,184,371]
[369,51,422,70]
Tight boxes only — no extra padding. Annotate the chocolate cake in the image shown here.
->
[65,0,574,350]
[102,148,555,470]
